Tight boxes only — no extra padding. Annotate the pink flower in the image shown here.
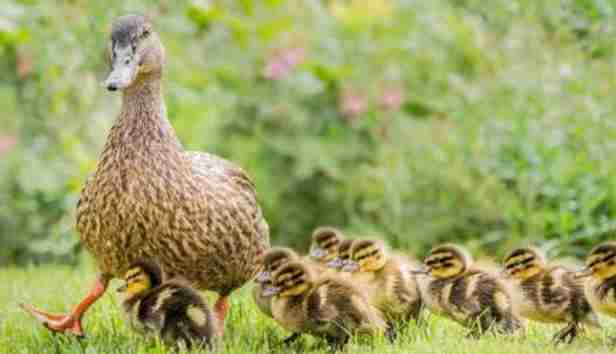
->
[280,47,305,68]
[339,89,367,121]
[262,47,306,80]
[379,86,405,111]
[0,135,17,157]
[263,60,289,80]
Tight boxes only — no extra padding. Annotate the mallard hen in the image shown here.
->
[21,14,269,336]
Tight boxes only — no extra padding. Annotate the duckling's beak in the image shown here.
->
[104,44,138,92]
[255,270,271,283]
[261,285,281,297]
[327,258,343,269]
[574,268,593,279]
[341,261,359,273]
[116,283,128,293]
[310,248,327,259]
[410,266,429,276]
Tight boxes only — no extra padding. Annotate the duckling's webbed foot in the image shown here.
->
[552,323,578,345]
[20,274,110,337]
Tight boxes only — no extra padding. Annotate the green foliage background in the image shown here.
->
[2,0,616,265]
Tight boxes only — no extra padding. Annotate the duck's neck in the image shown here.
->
[109,75,182,152]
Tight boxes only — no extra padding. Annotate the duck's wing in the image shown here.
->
[306,282,338,324]
[186,152,255,191]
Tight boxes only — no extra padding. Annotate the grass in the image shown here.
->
[2,260,616,354]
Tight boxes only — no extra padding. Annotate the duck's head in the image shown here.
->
[419,244,472,279]
[264,261,314,298]
[117,260,163,299]
[256,247,299,284]
[342,239,387,273]
[327,239,355,270]
[310,226,344,262]
[104,14,165,92]
[577,242,616,281]
[503,247,546,280]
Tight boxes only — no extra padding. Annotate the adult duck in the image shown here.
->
[21,14,269,336]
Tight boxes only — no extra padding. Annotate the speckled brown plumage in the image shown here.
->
[76,15,269,294]
[20,15,268,336]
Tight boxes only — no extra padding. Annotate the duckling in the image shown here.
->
[341,239,422,337]
[252,247,303,344]
[327,239,356,271]
[576,242,616,319]
[309,227,345,265]
[503,247,599,343]
[256,247,302,285]
[117,260,216,349]
[415,244,522,337]
[267,260,387,349]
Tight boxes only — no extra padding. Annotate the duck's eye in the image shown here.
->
[142,29,150,38]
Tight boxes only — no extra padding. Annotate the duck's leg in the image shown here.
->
[20,274,110,337]
[552,322,578,344]
[213,294,230,336]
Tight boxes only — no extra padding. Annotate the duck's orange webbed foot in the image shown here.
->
[213,295,230,337]
[20,274,110,337]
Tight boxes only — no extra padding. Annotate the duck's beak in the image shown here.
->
[341,261,359,273]
[104,43,138,92]
[310,248,327,259]
[255,270,271,284]
[261,285,281,297]
[327,258,343,269]
[574,268,593,279]
[116,283,128,293]
[410,266,429,276]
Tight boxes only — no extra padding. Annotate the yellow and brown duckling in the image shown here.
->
[327,239,356,271]
[253,247,301,319]
[309,227,345,265]
[117,261,216,349]
[503,247,600,343]
[266,260,387,349]
[415,244,522,337]
[342,239,422,337]
[577,242,616,319]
